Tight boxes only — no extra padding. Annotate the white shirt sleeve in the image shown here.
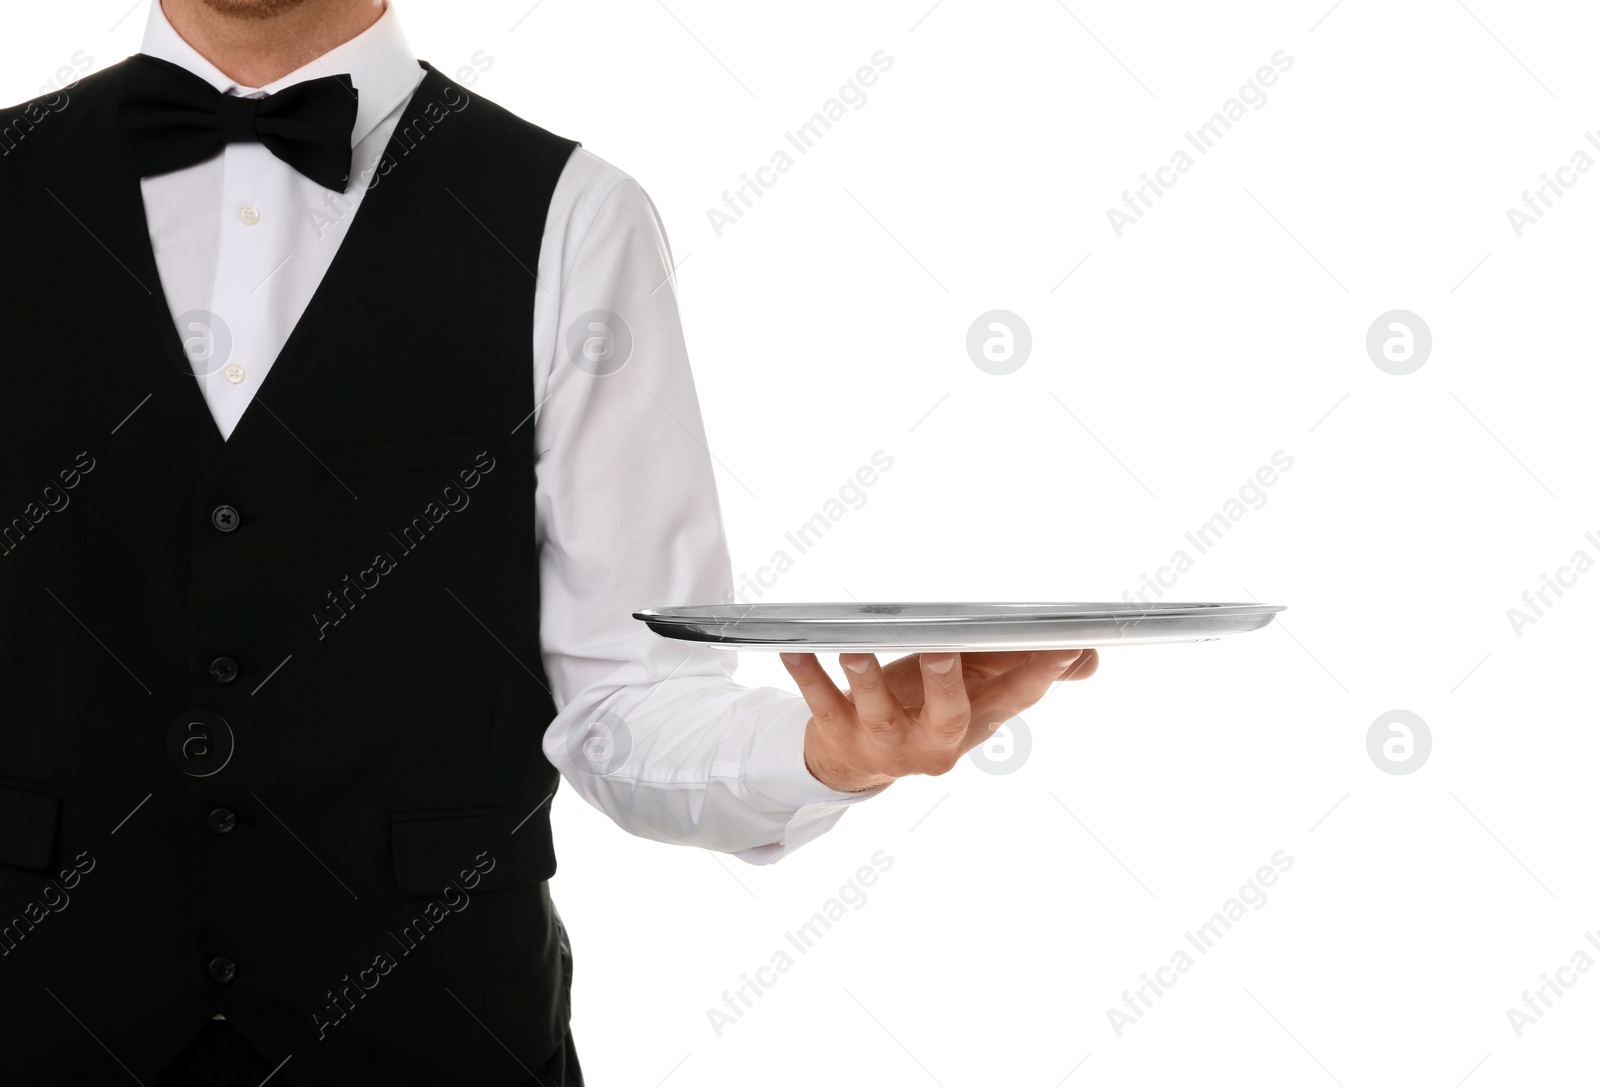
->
[532,148,889,865]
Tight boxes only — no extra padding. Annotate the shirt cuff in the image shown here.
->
[744,696,892,810]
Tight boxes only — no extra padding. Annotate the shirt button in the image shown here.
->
[209,657,239,684]
[208,956,237,983]
[208,808,237,834]
[238,205,260,226]
[211,505,240,533]
[223,363,246,384]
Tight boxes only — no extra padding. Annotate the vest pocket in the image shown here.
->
[320,430,503,480]
[389,798,556,896]
[0,783,60,872]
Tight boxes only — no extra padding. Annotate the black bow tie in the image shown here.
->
[119,53,359,192]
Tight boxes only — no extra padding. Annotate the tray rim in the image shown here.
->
[633,601,1288,626]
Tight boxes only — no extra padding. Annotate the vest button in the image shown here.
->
[209,657,240,684]
[211,505,241,533]
[208,808,237,834]
[208,956,237,983]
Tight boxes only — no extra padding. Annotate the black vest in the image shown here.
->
[0,57,578,1084]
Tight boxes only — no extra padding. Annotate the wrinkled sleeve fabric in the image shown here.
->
[531,148,888,865]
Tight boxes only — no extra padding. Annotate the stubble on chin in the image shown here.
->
[197,0,316,19]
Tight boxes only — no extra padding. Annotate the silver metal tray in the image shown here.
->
[632,602,1285,651]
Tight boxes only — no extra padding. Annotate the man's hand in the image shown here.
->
[780,649,1099,793]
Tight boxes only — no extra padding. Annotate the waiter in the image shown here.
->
[0,1,1098,1082]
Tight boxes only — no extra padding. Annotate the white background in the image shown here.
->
[9,2,1599,1083]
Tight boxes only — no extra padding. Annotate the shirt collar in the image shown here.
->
[138,0,423,148]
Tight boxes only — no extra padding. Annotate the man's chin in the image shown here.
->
[199,0,317,19]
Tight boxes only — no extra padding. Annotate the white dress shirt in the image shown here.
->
[133,4,885,1020]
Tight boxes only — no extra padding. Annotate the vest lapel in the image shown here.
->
[102,62,452,459]
[79,68,229,460]
[216,66,453,458]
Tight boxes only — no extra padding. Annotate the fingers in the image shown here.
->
[946,650,1035,682]
[888,651,1052,710]
[917,653,971,743]
[1059,647,1099,681]
[869,653,928,709]
[780,653,856,747]
[784,648,1101,784]
[837,653,905,747]
[967,650,1085,732]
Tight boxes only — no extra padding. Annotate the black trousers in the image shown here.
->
[153,1018,585,1086]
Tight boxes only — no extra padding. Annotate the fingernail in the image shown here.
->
[780,653,807,667]
[924,654,956,674]
[843,657,870,674]
[1059,653,1083,675]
